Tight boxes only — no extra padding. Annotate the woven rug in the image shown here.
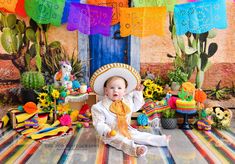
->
[0,126,234,164]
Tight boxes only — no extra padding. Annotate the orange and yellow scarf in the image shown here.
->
[110,100,131,139]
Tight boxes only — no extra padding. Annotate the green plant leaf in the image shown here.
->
[185,46,197,55]
[6,14,16,28]
[26,27,36,42]
[1,27,17,53]
[177,36,185,52]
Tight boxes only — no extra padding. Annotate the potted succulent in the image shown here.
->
[167,67,188,91]
[161,108,177,129]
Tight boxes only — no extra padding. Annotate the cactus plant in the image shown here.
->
[168,13,218,88]
[21,71,45,90]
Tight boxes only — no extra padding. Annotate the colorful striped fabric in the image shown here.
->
[184,128,235,163]
[0,125,234,163]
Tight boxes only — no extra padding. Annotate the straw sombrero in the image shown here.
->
[90,63,141,95]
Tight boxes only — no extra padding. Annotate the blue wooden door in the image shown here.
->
[89,24,129,75]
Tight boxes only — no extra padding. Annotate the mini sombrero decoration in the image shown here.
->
[90,63,141,95]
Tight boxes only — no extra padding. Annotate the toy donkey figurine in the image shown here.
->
[54,61,74,89]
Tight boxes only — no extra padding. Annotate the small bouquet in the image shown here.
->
[206,107,233,129]
[143,79,166,101]
[36,85,68,113]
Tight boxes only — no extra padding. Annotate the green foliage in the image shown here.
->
[162,109,176,119]
[21,71,45,90]
[167,67,188,85]
[41,47,83,84]
[207,80,230,100]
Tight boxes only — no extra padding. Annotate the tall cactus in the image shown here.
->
[168,13,218,88]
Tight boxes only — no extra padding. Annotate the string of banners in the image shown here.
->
[0,0,227,37]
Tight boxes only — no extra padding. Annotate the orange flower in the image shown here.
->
[195,89,207,103]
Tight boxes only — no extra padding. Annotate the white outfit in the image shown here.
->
[91,91,168,156]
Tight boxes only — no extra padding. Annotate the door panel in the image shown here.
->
[89,24,129,75]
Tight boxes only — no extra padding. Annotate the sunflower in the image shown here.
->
[143,79,154,87]
[144,88,153,98]
[154,85,163,94]
[215,108,224,120]
[38,93,48,102]
[51,89,60,99]
[40,101,50,108]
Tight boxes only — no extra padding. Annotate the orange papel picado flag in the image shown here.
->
[0,0,18,12]
[88,0,128,25]
[120,7,167,37]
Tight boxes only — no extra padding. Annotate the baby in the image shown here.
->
[90,63,170,157]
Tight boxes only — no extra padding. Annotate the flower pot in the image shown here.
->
[171,82,180,91]
[161,118,177,129]
[21,88,38,104]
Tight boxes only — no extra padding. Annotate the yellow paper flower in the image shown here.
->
[144,88,153,98]
[57,104,70,115]
[182,82,195,93]
[51,89,60,99]
[143,79,154,87]
[215,108,224,119]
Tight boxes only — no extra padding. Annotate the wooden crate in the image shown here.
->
[67,92,98,110]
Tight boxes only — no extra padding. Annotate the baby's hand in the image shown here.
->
[136,84,144,91]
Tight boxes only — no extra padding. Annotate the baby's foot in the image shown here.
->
[136,145,148,157]
[166,135,171,145]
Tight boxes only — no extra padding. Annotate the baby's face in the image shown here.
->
[104,77,126,101]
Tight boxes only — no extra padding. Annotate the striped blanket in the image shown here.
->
[0,126,234,163]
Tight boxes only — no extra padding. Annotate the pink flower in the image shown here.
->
[59,114,72,126]
[168,96,178,109]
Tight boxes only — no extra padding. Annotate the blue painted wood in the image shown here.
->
[89,24,129,75]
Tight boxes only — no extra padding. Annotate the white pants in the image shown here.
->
[103,129,168,156]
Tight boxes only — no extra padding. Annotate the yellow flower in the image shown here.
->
[144,88,153,98]
[41,101,50,107]
[205,107,213,115]
[51,89,60,99]
[57,104,70,115]
[215,108,224,119]
[154,85,163,94]
[221,118,230,127]
[223,110,231,119]
[143,79,154,87]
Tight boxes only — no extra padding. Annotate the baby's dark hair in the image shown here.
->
[104,76,128,88]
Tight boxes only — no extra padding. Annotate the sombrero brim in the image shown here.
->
[90,63,141,95]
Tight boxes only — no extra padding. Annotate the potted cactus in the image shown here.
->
[20,30,45,103]
[161,109,177,129]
